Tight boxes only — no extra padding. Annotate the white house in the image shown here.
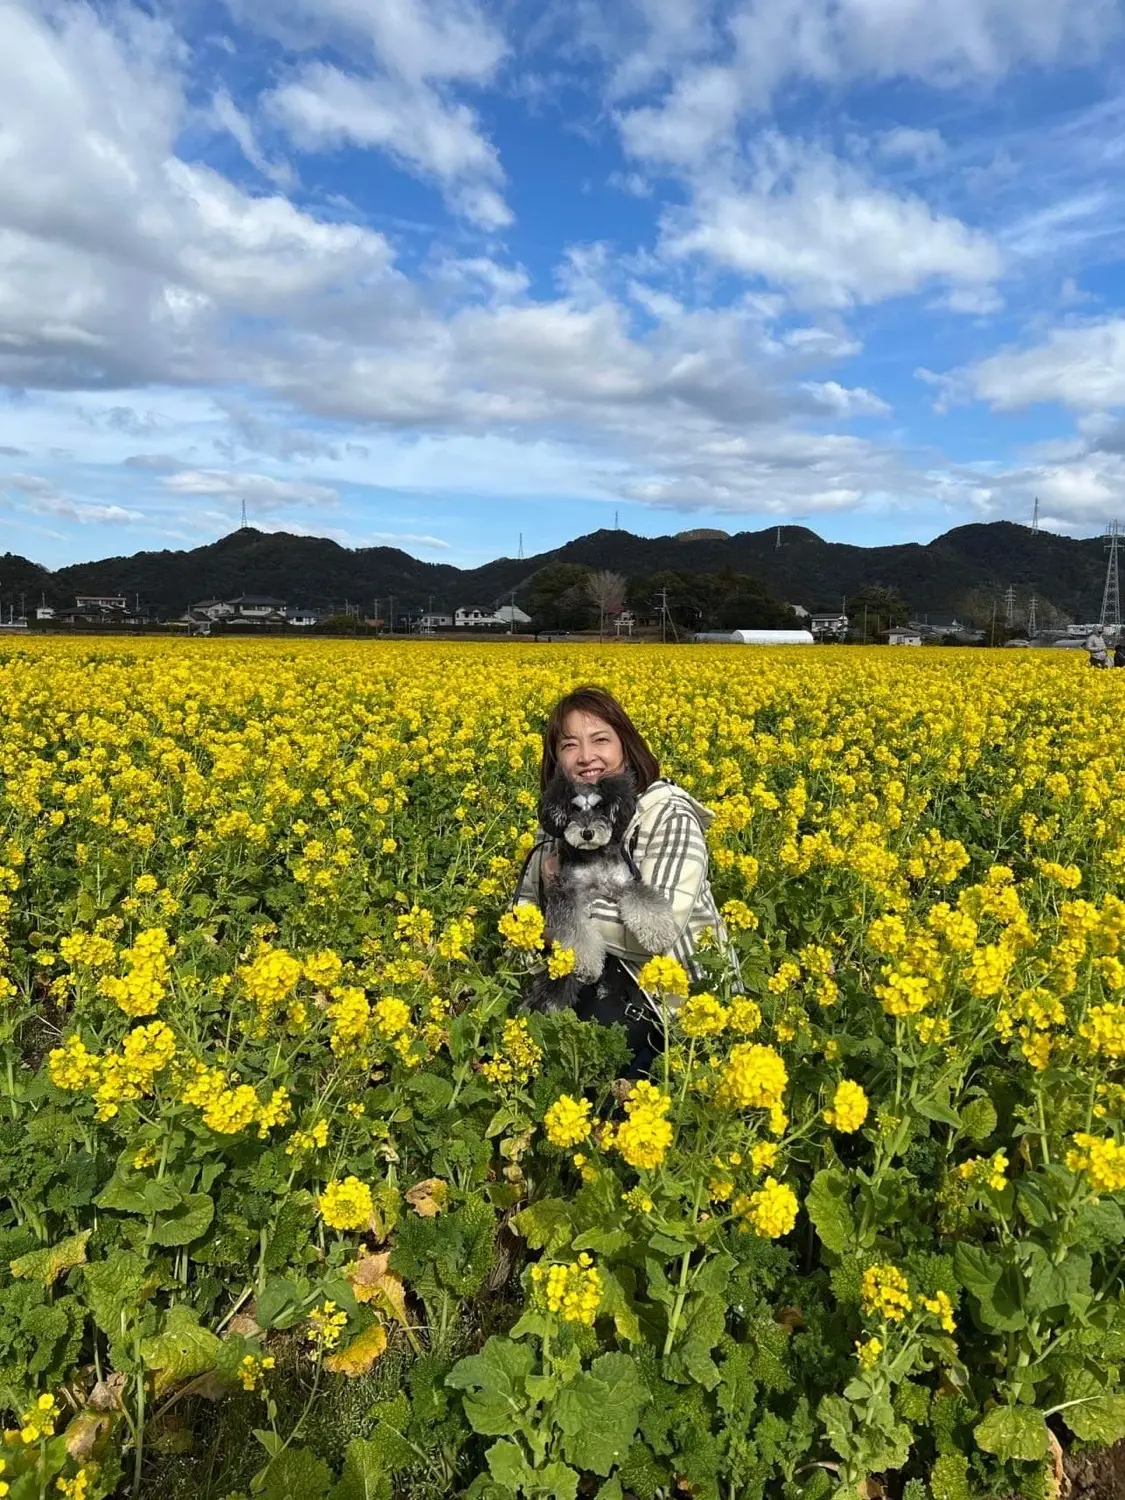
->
[285,608,319,627]
[455,606,498,628]
[492,604,532,628]
[76,594,128,611]
[419,612,453,631]
[228,594,286,618]
[810,612,849,641]
[887,629,923,646]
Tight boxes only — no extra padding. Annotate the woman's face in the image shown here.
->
[556,710,626,783]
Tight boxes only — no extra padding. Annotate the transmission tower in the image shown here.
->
[1027,591,1038,639]
[1031,496,1040,532]
[517,532,524,561]
[240,497,248,529]
[1101,521,1122,632]
[1004,584,1016,629]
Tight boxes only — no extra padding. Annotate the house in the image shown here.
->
[285,608,319,627]
[492,604,532,628]
[192,598,235,621]
[455,606,504,628]
[886,629,923,647]
[76,594,128,611]
[810,612,848,641]
[35,606,55,621]
[419,612,453,632]
[227,594,286,618]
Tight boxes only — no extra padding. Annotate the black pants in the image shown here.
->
[572,958,663,1079]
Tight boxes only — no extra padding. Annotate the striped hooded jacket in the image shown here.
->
[513,778,740,1008]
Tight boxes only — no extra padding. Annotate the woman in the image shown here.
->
[514,685,737,1073]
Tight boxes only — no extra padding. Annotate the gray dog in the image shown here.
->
[527,771,679,1012]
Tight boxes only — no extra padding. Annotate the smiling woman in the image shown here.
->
[516,685,737,1074]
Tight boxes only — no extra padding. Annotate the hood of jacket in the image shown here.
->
[635,777,714,831]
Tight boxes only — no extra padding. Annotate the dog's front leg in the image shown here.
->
[617,880,680,954]
[545,887,606,981]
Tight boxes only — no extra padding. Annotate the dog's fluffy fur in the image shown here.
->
[527,771,679,1012]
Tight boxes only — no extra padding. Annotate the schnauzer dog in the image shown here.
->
[527,770,679,1012]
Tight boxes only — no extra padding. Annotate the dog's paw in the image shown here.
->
[525,973,582,1014]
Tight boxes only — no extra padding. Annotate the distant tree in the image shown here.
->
[586,570,627,638]
[848,584,908,637]
[525,564,595,633]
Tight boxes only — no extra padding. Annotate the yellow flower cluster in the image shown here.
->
[922,1290,956,1333]
[733,1176,798,1238]
[319,1176,376,1231]
[531,1254,602,1326]
[635,956,690,997]
[306,1300,348,1350]
[546,945,576,979]
[238,946,304,1031]
[1081,1002,1125,1059]
[97,926,173,1018]
[49,1021,177,1121]
[823,1080,869,1134]
[482,1017,543,1089]
[1066,1134,1125,1195]
[957,1151,1008,1192]
[717,1042,788,1113]
[861,1264,913,1322]
[614,1080,674,1170]
[498,903,545,952]
[679,991,728,1038]
[543,1093,592,1147]
[237,1352,276,1391]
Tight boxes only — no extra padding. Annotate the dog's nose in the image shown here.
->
[581,828,594,841]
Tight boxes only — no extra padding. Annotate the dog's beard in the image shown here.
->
[562,820,613,850]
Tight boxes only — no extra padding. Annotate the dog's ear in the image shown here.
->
[597,773,637,832]
[538,773,573,835]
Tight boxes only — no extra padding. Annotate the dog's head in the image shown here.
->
[539,771,637,853]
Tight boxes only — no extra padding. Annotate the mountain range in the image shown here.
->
[0,520,1114,622]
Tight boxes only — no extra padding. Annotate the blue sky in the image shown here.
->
[4,0,1125,570]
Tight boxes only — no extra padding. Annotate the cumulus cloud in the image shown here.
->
[162,469,338,507]
[966,319,1125,410]
[661,137,1002,308]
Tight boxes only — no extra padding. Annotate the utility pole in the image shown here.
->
[389,595,395,634]
[509,590,515,635]
[990,597,998,648]
[614,510,619,529]
[862,606,868,644]
[1101,520,1121,633]
[1004,584,1015,630]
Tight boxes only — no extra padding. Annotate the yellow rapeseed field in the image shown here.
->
[1,637,1124,1500]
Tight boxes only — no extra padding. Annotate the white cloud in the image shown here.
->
[253,0,511,227]
[967,319,1125,410]
[662,137,1002,307]
[267,64,510,228]
[613,0,1118,150]
[877,127,947,166]
[163,470,338,507]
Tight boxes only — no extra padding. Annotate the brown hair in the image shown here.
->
[540,685,661,793]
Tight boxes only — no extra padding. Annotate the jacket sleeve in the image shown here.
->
[597,804,708,961]
[512,840,546,910]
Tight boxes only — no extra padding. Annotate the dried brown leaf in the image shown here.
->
[405,1178,448,1217]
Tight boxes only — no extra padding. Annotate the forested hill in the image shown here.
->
[0,519,1111,621]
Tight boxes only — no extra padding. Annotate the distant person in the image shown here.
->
[1086,629,1109,668]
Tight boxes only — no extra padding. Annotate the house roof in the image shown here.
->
[229,594,286,606]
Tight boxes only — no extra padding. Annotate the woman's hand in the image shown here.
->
[542,848,559,881]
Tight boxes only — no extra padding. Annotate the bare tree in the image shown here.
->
[586,570,627,639]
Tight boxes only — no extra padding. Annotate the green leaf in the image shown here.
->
[538,1462,579,1500]
[330,1439,393,1500]
[961,1097,997,1143]
[974,1405,1049,1463]
[139,1305,222,1394]
[511,1199,573,1254]
[96,1173,180,1215]
[149,1192,215,1248]
[258,1446,332,1500]
[806,1169,854,1255]
[83,1251,153,1336]
[594,1480,623,1500]
[486,1440,534,1494]
[953,1243,1025,1332]
[1024,1248,1091,1316]
[1061,1369,1125,1444]
[257,1276,307,1330]
[10,1230,91,1287]
[915,1094,961,1128]
[554,1353,648,1477]
[448,1336,535,1438]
